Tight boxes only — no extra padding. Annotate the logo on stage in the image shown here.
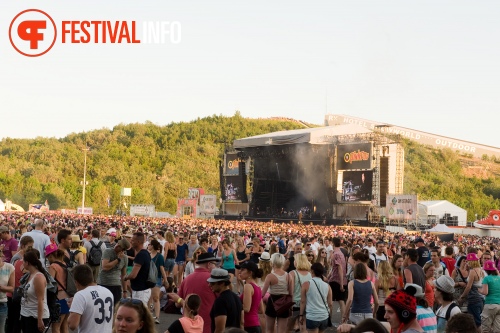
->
[337,143,372,170]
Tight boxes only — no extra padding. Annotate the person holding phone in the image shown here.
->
[97,238,130,305]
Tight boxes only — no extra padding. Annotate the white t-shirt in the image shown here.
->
[70,285,114,333]
[0,263,14,303]
[364,245,377,256]
[436,302,461,320]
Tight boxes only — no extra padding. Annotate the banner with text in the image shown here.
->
[224,153,241,176]
[386,194,417,220]
[199,194,217,215]
[337,143,373,170]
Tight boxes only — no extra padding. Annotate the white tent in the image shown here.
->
[418,200,467,227]
[0,199,4,212]
[426,223,456,233]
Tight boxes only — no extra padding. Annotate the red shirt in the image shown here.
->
[178,267,216,333]
[442,257,456,276]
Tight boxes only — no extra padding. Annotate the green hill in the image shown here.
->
[0,113,498,220]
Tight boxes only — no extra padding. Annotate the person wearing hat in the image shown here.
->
[459,252,484,329]
[434,275,460,333]
[405,283,437,333]
[69,234,85,266]
[415,238,430,268]
[207,268,243,333]
[168,252,221,333]
[97,237,130,304]
[384,289,423,333]
[479,260,500,333]
[236,261,263,333]
[0,225,18,264]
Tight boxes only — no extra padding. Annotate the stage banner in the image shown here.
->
[224,153,241,176]
[337,143,372,170]
[188,188,205,205]
[386,194,417,220]
[199,194,217,215]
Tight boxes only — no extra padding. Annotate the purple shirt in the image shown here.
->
[1,237,19,263]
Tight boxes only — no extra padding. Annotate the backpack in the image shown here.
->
[53,261,78,297]
[437,302,458,321]
[88,241,103,266]
[65,249,81,269]
[146,253,158,289]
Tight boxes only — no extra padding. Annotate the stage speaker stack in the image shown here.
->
[327,187,337,204]
[239,161,248,203]
[219,161,226,200]
[380,157,389,207]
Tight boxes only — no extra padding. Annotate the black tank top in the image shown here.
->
[166,248,176,259]
[236,249,247,261]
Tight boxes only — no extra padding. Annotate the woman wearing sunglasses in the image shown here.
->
[113,298,156,333]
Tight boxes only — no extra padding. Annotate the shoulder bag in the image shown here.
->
[311,279,333,327]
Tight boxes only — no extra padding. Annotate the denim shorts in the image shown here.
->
[156,277,163,288]
[164,258,175,273]
[306,318,329,330]
[175,261,185,266]
[468,302,483,327]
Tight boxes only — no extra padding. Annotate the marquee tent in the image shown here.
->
[0,199,4,212]
[418,200,467,226]
[426,223,456,233]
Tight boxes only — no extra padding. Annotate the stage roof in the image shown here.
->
[233,124,372,149]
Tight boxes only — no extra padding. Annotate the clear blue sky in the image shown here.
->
[1,1,499,148]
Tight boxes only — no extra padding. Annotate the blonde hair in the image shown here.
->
[468,260,481,269]
[165,231,175,243]
[270,253,285,268]
[377,261,394,295]
[294,253,311,271]
[259,260,272,280]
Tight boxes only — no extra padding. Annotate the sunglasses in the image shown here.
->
[120,298,143,305]
[306,244,311,246]
[307,254,314,257]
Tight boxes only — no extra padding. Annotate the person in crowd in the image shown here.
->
[337,317,389,333]
[384,289,423,333]
[347,245,361,282]
[174,235,188,286]
[479,260,500,333]
[124,232,152,306]
[45,243,70,333]
[405,283,437,333]
[237,261,263,333]
[148,238,168,324]
[187,234,200,262]
[441,247,456,276]
[284,243,303,272]
[328,237,348,321]
[415,238,430,268]
[315,247,329,275]
[261,253,292,333]
[7,235,33,333]
[444,313,476,333]
[434,275,461,333]
[165,293,203,333]
[208,235,219,255]
[207,268,243,333]
[113,298,156,333]
[451,255,468,313]
[299,263,332,333]
[68,264,114,332]
[185,247,206,278]
[429,249,448,279]
[20,250,50,333]
[250,237,264,264]
[98,237,129,305]
[422,262,436,308]
[221,239,238,287]
[404,249,426,291]
[344,262,378,325]
[235,236,250,294]
[156,230,166,255]
[164,231,177,278]
[84,229,108,282]
[459,252,484,330]
[375,260,398,321]
[70,234,86,266]
[392,254,404,289]
[0,249,14,333]
[20,218,50,265]
[0,225,18,264]
[168,252,220,333]
[305,250,316,264]
[371,241,388,273]
[288,253,311,333]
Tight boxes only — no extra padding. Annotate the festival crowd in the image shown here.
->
[0,211,496,333]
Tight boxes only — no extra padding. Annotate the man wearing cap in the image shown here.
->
[0,225,18,263]
[208,268,243,333]
[415,237,430,268]
[434,275,460,333]
[20,218,50,265]
[105,232,117,249]
[384,289,424,333]
[168,252,220,333]
[97,238,129,304]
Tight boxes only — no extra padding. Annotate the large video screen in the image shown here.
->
[224,176,244,202]
[341,170,373,202]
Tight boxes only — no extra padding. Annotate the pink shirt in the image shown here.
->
[240,282,262,328]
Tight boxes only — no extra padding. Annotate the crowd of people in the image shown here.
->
[0,211,497,333]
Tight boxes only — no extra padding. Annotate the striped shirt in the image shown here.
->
[417,305,437,333]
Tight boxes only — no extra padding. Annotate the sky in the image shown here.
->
[1,1,499,148]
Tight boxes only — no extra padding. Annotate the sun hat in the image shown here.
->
[404,283,425,298]
[109,232,117,237]
[483,260,496,271]
[466,253,479,261]
[45,243,58,257]
[71,235,82,243]
[259,252,271,261]
[196,253,220,264]
[106,228,117,235]
[207,268,230,283]
[385,290,417,324]
[433,275,455,294]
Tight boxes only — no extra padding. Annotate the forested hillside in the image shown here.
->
[0,113,498,220]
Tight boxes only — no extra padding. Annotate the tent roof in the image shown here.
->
[233,124,373,149]
[426,223,455,233]
[419,200,466,214]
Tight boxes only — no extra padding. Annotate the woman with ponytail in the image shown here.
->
[20,250,50,333]
[165,293,203,333]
